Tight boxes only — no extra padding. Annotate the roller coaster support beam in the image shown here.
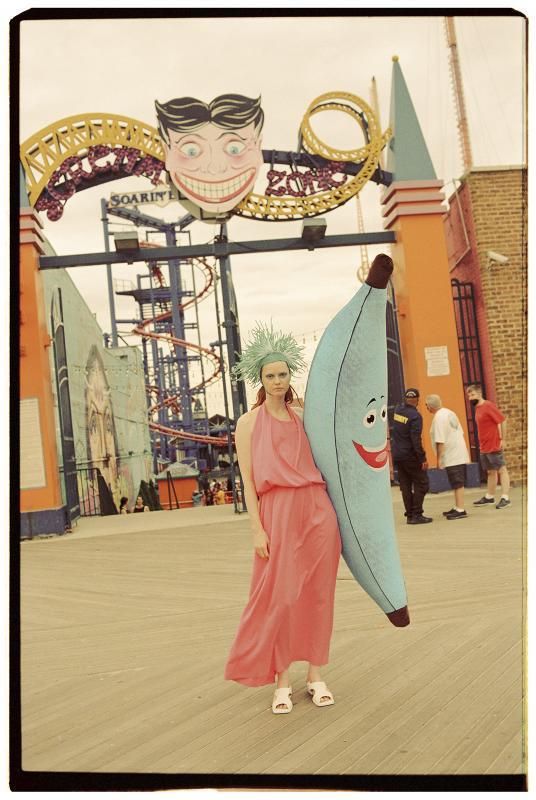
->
[213,277,240,514]
[216,225,248,422]
[106,205,196,233]
[39,231,396,270]
[100,198,119,347]
[165,226,196,459]
[149,275,170,465]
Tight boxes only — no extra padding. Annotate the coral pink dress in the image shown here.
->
[224,402,341,687]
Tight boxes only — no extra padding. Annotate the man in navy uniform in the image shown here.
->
[391,388,432,525]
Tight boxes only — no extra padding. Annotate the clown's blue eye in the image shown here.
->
[225,140,246,156]
[380,404,387,421]
[179,142,201,158]
[363,409,377,427]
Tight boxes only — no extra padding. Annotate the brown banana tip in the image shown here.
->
[386,605,410,627]
[366,253,394,289]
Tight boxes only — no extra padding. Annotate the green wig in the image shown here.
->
[231,321,307,386]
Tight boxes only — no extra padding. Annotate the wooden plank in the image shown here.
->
[169,624,446,774]
[422,680,523,775]
[269,625,519,776]
[485,729,525,775]
[390,650,521,773]
[453,700,523,774]
[287,617,517,775]
[19,485,525,776]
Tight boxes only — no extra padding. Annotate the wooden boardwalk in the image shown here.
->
[19,485,526,780]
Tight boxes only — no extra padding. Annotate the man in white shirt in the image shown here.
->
[425,394,470,520]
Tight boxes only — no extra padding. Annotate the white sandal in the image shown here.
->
[272,686,293,714]
[306,680,334,707]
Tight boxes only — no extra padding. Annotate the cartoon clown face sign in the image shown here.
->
[155,94,264,219]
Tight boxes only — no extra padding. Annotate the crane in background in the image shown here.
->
[356,76,385,284]
[444,16,474,173]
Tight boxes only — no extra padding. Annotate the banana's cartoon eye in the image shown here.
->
[380,404,388,421]
[363,409,377,427]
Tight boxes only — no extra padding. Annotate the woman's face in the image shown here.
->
[261,361,291,397]
[136,496,143,505]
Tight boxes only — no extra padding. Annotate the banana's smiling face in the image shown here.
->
[351,393,390,470]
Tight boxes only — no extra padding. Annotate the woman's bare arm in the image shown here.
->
[289,397,304,419]
[235,411,270,558]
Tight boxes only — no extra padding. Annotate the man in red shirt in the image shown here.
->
[466,384,511,509]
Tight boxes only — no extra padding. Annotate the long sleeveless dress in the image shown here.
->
[224,402,341,687]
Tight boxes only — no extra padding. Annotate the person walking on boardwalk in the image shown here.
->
[425,394,470,520]
[391,388,432,525]
[466,384,511,509]
[224,322,341,714]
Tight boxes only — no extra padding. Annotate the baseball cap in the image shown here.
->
[405,388,420,398]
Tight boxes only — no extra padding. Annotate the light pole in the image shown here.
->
[100,198,119,347]
[211,263,241,514]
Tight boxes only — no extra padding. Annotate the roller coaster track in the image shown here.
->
[134,244,231,447]
[20,99,390,222]
[21,113,165,207]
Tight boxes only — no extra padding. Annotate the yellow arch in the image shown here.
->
[20,96,390,219]
[20,113,165,206]
[235,91,391,220]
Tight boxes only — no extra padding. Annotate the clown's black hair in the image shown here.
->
[155,94,264,145]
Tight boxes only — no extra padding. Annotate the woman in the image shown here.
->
[132,495,150,513]
[214,482,226,505]
[119,496,129,515]
[224,323,341,714]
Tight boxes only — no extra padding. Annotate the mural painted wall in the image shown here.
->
[41,251,153,511]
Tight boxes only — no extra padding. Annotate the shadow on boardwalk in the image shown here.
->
[19,485,526,783]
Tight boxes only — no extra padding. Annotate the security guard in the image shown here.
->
[391,388,432,524]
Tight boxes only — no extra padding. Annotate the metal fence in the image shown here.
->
[77,467,101,516]
[451,278,485,462]
[76,467,118,516]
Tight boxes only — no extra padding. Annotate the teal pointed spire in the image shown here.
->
[20,162,31,207]
[386,56,437,181]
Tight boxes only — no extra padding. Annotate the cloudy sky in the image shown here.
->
[17,9,527,411]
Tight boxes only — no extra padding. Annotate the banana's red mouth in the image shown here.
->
[353,439,389,469]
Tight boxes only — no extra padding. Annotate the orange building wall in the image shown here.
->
[157,476,198,509]
[20,208,63,512]
[383,185,470,466]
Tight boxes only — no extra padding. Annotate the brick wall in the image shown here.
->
[464,167,527,483]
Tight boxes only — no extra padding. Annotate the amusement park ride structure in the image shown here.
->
[103,201,229,473]
[21,70,472,531]
[98,198,396,478]
[26,91,398,481]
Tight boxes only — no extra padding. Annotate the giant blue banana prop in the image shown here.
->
[304,254,409,626]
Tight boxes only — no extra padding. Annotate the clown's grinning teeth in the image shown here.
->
[176,169,255,203]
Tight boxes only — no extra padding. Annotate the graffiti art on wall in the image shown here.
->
[85,345,120,504]
[43,268,153,512]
